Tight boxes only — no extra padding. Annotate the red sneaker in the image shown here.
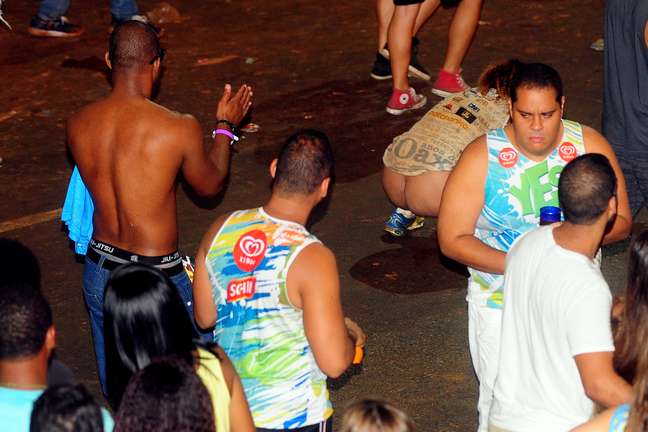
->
[386,88,427,115]
[431,69,469,97]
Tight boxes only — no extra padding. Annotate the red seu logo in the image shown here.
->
[227,277,256,302]
[558,141,577,162]
[498,147,518,168]
[233,230,267,272]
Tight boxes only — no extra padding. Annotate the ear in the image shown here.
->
[319,177,331,199]
[45,326,56,354]
[608,195,618,217]
[269,159,278,179]
[560,96,566,117]
[105,52,112,70]
[508,99,513,118]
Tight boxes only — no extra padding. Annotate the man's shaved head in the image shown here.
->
[109,20,161,71]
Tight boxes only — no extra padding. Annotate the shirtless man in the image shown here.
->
[66,20,252,392]
[437,62,631,431]
[192,130,365,431]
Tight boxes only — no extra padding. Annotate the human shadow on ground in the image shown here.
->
[349,232,467,295]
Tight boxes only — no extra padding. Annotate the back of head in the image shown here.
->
[477,59,524,100]
[115,357,214,432]
[30,384,103,432]
[273,129,334,196]
[0,283,52,361]
[108,20,161,72]
[103,263,196,408]
[341,399,415,432]
[509,62,563,103]
[0,238,41,291]
[558,153,616,225]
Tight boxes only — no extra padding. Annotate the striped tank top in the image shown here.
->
[469,119,586,309]
[204,207,332,429]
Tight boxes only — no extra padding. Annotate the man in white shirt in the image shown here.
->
[489,153,632,432]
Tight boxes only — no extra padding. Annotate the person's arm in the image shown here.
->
[582,126,632,245]
[574,351,632,407]
[192,214,229,330]
[570,407,616,432]
[181,84,252,198]
[289,244,364,378]
[437,136,507,274]
[210,346,255,432]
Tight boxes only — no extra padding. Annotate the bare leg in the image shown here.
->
[383,166,408,209]
[413,0,441,35]
[376,0,395,51]
[388,3,420,90]
[441,0,483,73]
[404,170,451,217]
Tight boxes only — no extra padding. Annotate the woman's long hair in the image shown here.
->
[477,59,524,100]
[104,263,198,409]
[617,231,648,430]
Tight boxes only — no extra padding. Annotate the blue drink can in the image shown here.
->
[539,206,562,225]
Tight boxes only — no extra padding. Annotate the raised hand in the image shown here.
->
[215,84,253,126]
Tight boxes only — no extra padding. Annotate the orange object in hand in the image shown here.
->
[353,345,364,364]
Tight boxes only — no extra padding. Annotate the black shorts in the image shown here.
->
[394,0,424,4]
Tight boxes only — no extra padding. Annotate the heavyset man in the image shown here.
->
[437,62,632,431]
[192,130,366,432]
[67,20,251,391]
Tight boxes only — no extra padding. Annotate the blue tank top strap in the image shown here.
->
[609,404,630,432]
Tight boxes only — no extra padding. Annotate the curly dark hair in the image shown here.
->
[30,384,103,432]
[0,282,52,360]
[114,357,215,432]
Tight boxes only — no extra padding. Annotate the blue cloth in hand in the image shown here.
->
[61,166,94,255]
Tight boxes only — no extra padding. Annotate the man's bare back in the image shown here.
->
[68,80,251,256]
[68,95,194,255]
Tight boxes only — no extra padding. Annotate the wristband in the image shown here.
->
[212,128,239,145]
[216,119,237,133]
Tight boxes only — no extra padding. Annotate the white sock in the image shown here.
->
[395,207,414,218]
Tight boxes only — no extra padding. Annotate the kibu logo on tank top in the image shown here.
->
[233,230,267,272]
[558,141,577,162]
[498,147,518,168]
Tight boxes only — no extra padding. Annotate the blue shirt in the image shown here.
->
[0,387,114,432]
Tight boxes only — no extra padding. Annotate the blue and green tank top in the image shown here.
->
[470,119,585,309]
[204,207,332,429]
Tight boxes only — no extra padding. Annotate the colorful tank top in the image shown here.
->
[469,119,585,309]
[609,404,629,432]
[204,207,332,429]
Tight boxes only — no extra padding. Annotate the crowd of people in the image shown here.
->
[2,0,648,431]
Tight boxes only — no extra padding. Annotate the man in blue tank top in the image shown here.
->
[438,62,632,431]
[603,0,648,215]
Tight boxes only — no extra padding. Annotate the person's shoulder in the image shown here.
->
[579,124,612,153]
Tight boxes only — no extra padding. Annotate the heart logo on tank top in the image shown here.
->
[558,141,577,162]
[498,147,518,168]
[233,230,267,272]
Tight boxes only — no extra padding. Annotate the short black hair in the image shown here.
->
[558,153,617,224]
[509,62,563,103]
[273,129,334,195]
[0,283,52,360]
[30,384,103,432]
[114,357,214,431]
[108,20,161,71]
[0,238,41,291]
